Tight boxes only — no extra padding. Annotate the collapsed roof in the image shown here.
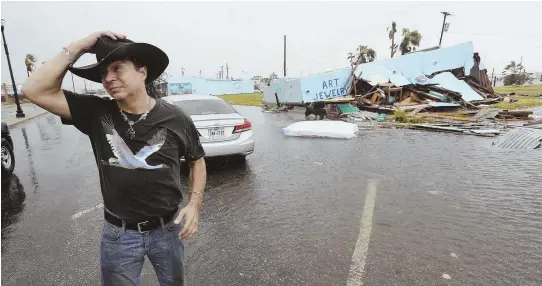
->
[350,42,498,104]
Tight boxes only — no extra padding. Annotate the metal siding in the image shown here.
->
[262,78,302,104]
[372,42,475,80]
[427,102,461,107]
[354,63,411,86]
[431,72,484,101]
[353,42,481,89]
[427,91,449,101]
[299,69,351,102]
[167,76,254,96]
[492,128,542,149]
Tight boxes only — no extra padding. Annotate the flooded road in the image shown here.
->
[2,106,541,285]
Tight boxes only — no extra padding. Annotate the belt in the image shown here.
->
[104,208,178,233]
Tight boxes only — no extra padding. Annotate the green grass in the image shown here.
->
[218,93,264,107]
[493,97,542,110]
[494,85,542,96]
[389,109,430,124]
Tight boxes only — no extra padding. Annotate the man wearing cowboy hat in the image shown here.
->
[22,31,206,285]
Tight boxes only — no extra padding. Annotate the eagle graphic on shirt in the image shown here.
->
[100,114,167,170]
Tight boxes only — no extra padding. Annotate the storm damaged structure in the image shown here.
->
[263,42,501,114]
[262,68,352,105]
[345,42,501,113]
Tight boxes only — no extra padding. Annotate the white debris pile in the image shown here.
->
[283,121,359,139]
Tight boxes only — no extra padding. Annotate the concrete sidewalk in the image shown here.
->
[1,102,49,127]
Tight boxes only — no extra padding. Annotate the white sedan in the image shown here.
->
[163,94,255,162]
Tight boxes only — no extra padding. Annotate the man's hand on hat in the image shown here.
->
[69,31,126,56]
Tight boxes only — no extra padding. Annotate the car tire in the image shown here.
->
[231,155,246,164]
[1,138,15,176]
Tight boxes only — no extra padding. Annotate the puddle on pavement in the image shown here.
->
[1,174,27,238]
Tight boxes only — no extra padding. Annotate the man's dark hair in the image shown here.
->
[129,57,161,99]
[100,56,163,99]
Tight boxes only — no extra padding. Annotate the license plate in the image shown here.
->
[208,127,225,138]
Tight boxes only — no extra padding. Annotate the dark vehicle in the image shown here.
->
[1,122,15,178]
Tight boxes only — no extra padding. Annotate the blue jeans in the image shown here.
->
[100,215,185,286]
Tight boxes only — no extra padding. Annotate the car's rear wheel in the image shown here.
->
[1,138,15,175]
[230,155,246,164]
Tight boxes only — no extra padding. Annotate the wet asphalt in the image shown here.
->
[2,106,541,286]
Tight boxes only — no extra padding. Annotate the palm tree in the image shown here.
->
[356,45,376,64]
[387,21,398,58]
[399,28,422,55]
[347,52,356,67]
[502,60,533,86]
[25,54,37,77]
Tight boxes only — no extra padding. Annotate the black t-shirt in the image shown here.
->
[61,90,205,222]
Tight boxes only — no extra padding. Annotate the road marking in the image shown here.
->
[346,179,377,286]
[71,203,104,220]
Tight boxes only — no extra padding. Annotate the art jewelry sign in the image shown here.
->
[300,69,351,103]
[310,78,347,101]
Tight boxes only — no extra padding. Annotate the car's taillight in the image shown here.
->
[233,119,252,133]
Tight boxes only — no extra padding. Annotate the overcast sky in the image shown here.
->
[2,1,541,91]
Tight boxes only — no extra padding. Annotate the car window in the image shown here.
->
[172,99,237,115]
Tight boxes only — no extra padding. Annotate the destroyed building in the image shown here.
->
[345,42,501,113]
[263,42,501,115]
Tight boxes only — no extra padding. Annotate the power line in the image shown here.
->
[448,32,541,37]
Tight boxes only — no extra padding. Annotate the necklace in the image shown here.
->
[118,97,153,139]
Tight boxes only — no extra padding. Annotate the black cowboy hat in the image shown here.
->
[69,36,169,84]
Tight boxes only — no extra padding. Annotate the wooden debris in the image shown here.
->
[348,70,504,121]
[419,113,479,122]
[411,124,500,137]
[411,93,427,104]
[359,97,373,105]
[409,105,428,115]
[473,108,502,120]
[496,110,534,119]
[463,76,501,98]
[370,91,382,104]
[357,105,395,114]
[399,96,418,106]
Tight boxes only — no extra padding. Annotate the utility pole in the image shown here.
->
[1,19,25,118]
[83,79,88,94]
[226,63,229,79]
[491,68,495,85]
[199,70,202,76]
[220,66,224,79]
[283,35,287,77]
[439,12,452,46]
[181,67,185,76]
